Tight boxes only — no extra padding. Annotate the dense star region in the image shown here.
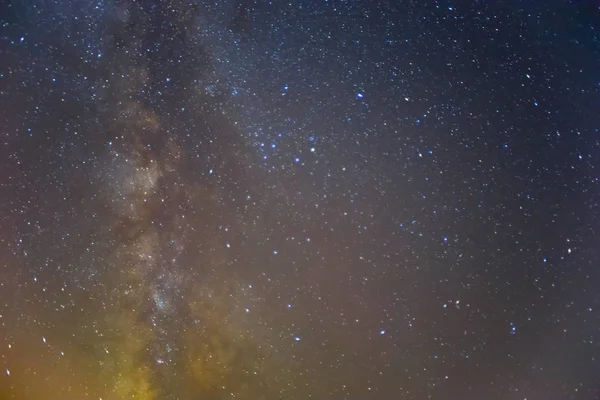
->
[1,1,600,399]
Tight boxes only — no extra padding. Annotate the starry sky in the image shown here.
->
[1,0,600,399]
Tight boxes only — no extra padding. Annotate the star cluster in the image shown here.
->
[1,1,600,399]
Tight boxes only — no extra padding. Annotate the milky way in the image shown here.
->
[1,1,600,399]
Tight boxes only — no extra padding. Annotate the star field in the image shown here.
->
[1,1,600,399]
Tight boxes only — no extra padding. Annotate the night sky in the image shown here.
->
[1,1,600,399]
